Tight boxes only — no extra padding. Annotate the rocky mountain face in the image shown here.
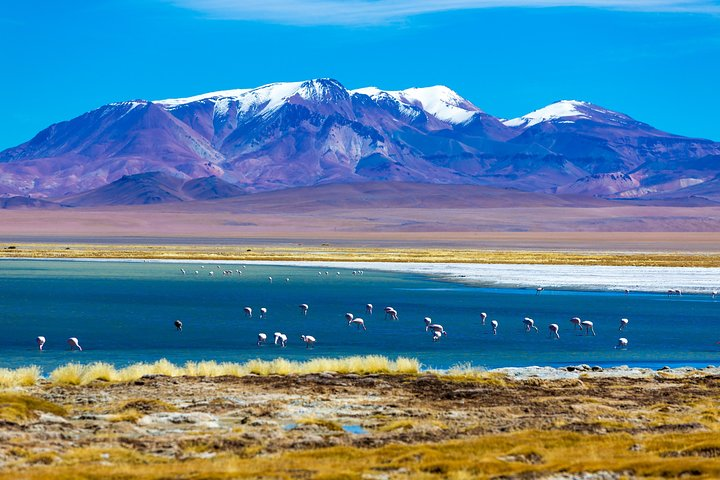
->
[1,78,718,204]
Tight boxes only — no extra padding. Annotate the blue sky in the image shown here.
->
[1,0,719,149]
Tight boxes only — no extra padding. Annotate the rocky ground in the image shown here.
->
[1,369,720,479]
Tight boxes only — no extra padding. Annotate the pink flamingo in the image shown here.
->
[257,333,267,346]
[67,337,82,351]
[491,320,498,335]
[581,320,596,336]
[244,307,253,318]
[480,312,487,326]
[274,332,287,347]
[174,320,183,331]
[348,318,367,331]
[366,304,373,315]
[615,337,628,349]
[36,336,46,351]
[619,318,629,331]
[299,304,309,316]
[260,308,267,319]
[548,323,560,339]
[301,335,316,348]
[570,317,582,331]
[523,317,539,333]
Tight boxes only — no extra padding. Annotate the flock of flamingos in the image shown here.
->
[32,264,720,354]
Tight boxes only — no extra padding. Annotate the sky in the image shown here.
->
[1,0,719,150]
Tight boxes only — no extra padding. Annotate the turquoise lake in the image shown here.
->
[0,259,718,372]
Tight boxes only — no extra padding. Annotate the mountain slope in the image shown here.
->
[1,79,719,202]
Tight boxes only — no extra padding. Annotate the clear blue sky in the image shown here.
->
[2,0,720,150]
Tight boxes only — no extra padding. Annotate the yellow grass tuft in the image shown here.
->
[39,355,420,385]
[0,366,41,387]
[0,393,67,423]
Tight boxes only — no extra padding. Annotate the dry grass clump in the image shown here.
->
[0,393,67,423]
[443,363,508,386]
[0,366,41,387]
[297,417,344,432]
[10,430,720,479]
[43,356,420,385]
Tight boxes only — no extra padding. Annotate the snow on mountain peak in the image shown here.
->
[154,89,250,108]
[351,85,481,124]
[503,100,629,128]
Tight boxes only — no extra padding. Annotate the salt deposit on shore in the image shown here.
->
[244,261,720,294]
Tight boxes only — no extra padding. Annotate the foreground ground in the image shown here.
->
[2,370,720,479]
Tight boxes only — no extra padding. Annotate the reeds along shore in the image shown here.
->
[0,356,421,387]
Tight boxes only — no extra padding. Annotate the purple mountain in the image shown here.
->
[1,79,719,203]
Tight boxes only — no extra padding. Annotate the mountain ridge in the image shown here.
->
[1,78,719,205]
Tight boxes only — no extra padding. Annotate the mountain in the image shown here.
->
[1,79,719,204]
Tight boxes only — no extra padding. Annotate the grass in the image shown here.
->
[297,417,344,432]
[0,366,41,387]
[0,393,67,423]
[2,242,720,267]
[43,356,420,386]
[5,430,720,479]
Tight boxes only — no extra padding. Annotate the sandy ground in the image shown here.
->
[2,204,720,252]
[2,368,720,479]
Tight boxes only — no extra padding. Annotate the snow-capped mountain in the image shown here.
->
[1,78,719,203]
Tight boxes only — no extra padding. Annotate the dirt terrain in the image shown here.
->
[2,370,720,479]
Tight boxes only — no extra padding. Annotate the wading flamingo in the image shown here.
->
[36,336,45,351]
[581,320,596,336]
[480,312,487,326]
[366,304,373,315]
[299,304,309,316]
[67,337,82,351]
[348,318,367,331]
[345,313,354,322]
[536,287,544,295]
[432,330,443,342]
[427,324,447,337]
[268,276,273,283]
[244,307,253,318]
[570,317,582,331]
[384,307,398,320]
[301,335,316,348]
[616,337,628,349]
[523,317,539,333]
[491,320,498,335]
[712,290,717,299]
[274,332,287,347]
[174,320,183,331]
[257,333,267,346]
[619,318,629,331]
[548,323,560,339]
[260,308,267,319]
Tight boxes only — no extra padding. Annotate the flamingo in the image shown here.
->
[257,333,267,346]
[244,307,253,318]
[581,320,596,336]
[260,308,267,319]
[619,318,629,331]
[268,276,273,283]
[209,271,214,276]
[174,320,183,331]
[491,320,498,335]
[570,317,582,331]
[624,289,630,295]
[480,312,487,326]
[427,324,447,337]
[432,330,443,342]
[616,337,628,349]
[348,318,367,331]
[523,317,539,333]
[712,290,717,299]
[301,335,316,348]
[67,337,82,351]
[274,332,287,347]
[299,304,309,316]
[366,304,373,315]
[36,336,46,351]
[180,268,186,275]
[423,317,432,328]
[345,313,354,322]
[548,323,560,339]
[384,307,398,320]
[536,287,544,295]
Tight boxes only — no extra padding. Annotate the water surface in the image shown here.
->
[0,259,718,372]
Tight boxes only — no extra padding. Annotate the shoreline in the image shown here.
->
[3,254,720,294]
